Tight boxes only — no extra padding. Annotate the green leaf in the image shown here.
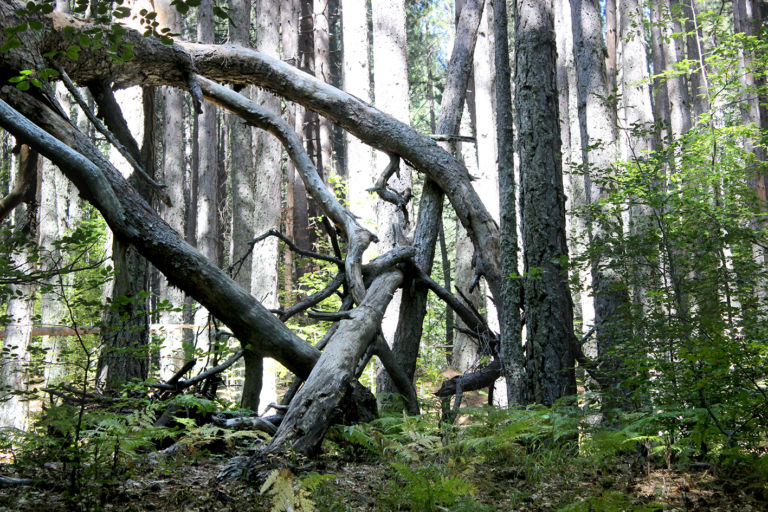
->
[0,38,21,52]
[28,19,44,30]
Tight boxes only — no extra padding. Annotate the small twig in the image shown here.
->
[278,272,345,321]
[229,229,341,279]
[153,351,244,393]
[367,153,411,225]
[53,64,170,202]
[306,309,352,321]
[320,215,344,261]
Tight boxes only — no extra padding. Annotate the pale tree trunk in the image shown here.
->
[0,147,39,431]
[618,0,656,164]
[381,0,484,399]
[342,0,375,231]
[473,1,499,328]
[39,156,70,386]
[734,0,767,205]
[39,72,75,386]
[314,0,334,179]
[662,0,692,139]
[245,0,283,413]
[516,0,576,405]
[193,0,220,369]
[571,0,628,406]
[450,0,483,375]
[281,0,299,299]
[292,0,314,257]
[684,0,708,120]
[227,0,257,408]
[155,0,188,379]
[451,108,483,373]
[495,0,523,405]
[372,0,411,395]
[649,1,672,142]
[605,0,617,97]
[619,0,657,330]
[554,0,589,343]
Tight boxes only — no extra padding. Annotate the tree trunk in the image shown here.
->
[371,0,411,397]
[342,0,375,229]
[227,0,258,409]
[155,0,188,380]
[516,0,576,405]
[571,0,628,406]
[649,1,672,142]
[247,0,283,413]
[95,82,152,393]
[495,0,523,405]
[382,0,485,399]
[734,0,768,205]
[270,270,403,455]
[0,146,39,431]
[193,0,220,371]
[314,0,334,180]
[663,0,692,139]
[619,0,658,352]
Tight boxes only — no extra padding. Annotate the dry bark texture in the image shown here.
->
[515,0,575,405]
[0,0,506,450]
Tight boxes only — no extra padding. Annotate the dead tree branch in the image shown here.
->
[197,78,376,305]
[367,153,411,226]
[277,272,345,322]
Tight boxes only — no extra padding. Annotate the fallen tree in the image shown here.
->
[0,0,503,455]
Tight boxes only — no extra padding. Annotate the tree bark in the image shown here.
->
[270,270,403,455]
[155,0,189,380]
[516,0,576,405]
[0,146,39,431]
[342,0,375,231]
[571,0,629,405]
[495,0,523,405]
[247,0,283,413]
[94,82,152,393]
[193,0,221,372]
[371,0,411,396]
[381,0,485,399]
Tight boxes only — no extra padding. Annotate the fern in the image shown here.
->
[259,469,317,512]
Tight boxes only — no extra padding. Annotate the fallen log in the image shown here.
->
[434,360,502,398]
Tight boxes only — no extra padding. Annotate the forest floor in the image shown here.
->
[1,437,767,511]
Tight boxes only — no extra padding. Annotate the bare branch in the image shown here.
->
[198,78,375,304]
[277,272,345,322]
[367,153,411,226]
[52,66,169,203]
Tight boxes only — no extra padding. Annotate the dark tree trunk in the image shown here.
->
[515,0,576,405]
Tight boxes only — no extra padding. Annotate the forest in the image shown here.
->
[0,0,766,509]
